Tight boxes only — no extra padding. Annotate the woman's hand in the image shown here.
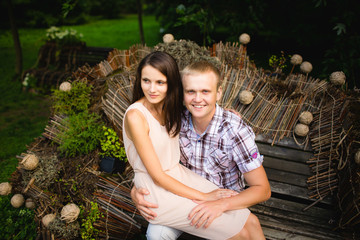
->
[203,189,238,201]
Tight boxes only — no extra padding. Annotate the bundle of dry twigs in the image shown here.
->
[94,175,141,239]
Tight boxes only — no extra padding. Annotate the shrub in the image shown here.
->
[58,111,104,157]
[52,81,92,116]
[0,195,37,240]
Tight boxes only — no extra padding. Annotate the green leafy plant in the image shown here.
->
[269,51,289,73]
[100,126,127,162]
[52,81,92,116]
[0,195,37,240]
[58,111,104,157]
[80,201,102,240]
[46,26,84,46]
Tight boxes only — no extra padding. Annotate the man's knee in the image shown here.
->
[245,213,261,229]
[230,227,250,240]
[146,224,182,240]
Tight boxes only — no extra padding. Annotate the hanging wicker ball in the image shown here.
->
[42,214,56,227]
[290,54,303,65]
[11,194,25,208]
[239,33,251,45]
[294,123,309,137]
[61,203,80,223]
[0,182,12,196]
[163,33,175,43]
[238,90,254,105]
[299,111,313,125]
[355,149,360,165]
[20,153,39,171]
[25,198,36,209]
[329,71,346,86]
[59,81,72,91]
[300,61,313,74]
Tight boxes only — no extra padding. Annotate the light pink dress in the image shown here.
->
[123,102,250,239]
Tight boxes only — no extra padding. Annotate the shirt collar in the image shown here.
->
[183,104,223,139]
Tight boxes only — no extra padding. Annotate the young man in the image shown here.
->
[131,61,271,240]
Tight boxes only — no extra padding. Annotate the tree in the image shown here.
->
[6,0,22,78]
[137,0,145,45]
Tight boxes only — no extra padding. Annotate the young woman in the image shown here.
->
[123,51,250,239]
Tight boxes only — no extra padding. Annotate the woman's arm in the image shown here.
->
[124,109,234,201]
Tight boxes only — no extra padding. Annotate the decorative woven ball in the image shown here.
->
[290,54,303,65]
[42,214,56,227]
[299,111,313,125]
[25,198,36,209]
[59,81,72,91]
[61,203,80,223]
[163,34,175,43]
[238,90,254,105]
[21,154,39,171]
[239,33,250,45]
[355,149,360,165]
[11,194,25,208]
[0,182,12,196]
[329,71,346,86]
[300,61,313,74]
[294,123,309,137]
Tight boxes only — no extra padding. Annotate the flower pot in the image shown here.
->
[100,156,125,174]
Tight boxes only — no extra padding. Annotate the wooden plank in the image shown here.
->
[257,142,313,163]
[269,181,333,205]
[256,197,335,221]
[261,226,318,240]
[263,156,312,176]
[265,168,307,187]
[256,213,343,240]
[256,134,313,152]
[250,203,335,230]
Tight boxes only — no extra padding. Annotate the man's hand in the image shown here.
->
[131,186,158,221]
[188,200,227,229]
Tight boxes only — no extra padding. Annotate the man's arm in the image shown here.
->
[131,185,158,221]
[188,166,271,228]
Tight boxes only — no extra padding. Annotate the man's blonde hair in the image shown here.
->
[181,61,221,89]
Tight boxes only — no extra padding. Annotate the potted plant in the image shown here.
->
[99,126,127,173]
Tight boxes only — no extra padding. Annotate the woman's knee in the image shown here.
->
[246,213,261,229]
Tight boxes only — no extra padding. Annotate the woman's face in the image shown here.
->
[141,65,168,105]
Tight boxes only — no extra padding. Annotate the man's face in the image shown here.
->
[182,71,222,122]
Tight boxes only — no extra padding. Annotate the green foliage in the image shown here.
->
[80,201,102,240]
[0,195,37,240]
[100,126,127,161]
[174,4,215,45]
[268,51,289,73]
[52,81,92,116]
[58,111,104,157]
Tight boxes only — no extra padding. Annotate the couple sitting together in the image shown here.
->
[123,51,271,240]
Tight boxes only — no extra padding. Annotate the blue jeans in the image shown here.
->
[146,223,183,240]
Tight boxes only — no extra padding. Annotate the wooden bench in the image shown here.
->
[23,43,113,90]
[177,135,345,240]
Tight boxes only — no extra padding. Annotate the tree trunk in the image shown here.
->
[137,0,145,45]
[6,0,23,79]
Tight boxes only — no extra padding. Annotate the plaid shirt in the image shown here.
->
[179,104,263,192]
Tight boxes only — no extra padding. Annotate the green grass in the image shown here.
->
[0,14,161,183]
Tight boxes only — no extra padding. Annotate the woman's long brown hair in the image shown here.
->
[132,51,184,136]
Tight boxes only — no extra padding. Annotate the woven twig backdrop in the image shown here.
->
[82,41,356,234]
